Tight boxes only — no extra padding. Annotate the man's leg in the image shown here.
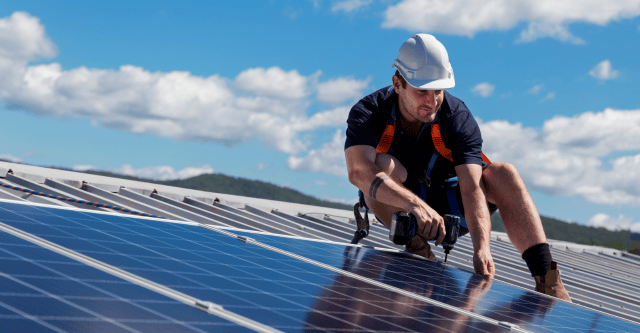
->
[363,153,436,260]
[481,162,545,253]
[481,162,571,302]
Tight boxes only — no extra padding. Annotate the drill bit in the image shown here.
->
[444,253,448,263]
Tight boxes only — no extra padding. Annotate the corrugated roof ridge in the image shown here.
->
[1,160,630,256]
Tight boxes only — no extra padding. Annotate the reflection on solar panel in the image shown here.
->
[0,199,639,332]
[233,231,640,332]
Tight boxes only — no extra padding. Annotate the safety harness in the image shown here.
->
[351,112,491,244]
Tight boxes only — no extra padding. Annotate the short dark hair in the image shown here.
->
[394,70,407,89]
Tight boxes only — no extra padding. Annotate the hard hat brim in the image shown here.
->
[405,77,455,90]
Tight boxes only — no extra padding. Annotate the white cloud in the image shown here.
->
[315,180,328,186]
[332,0,372,13]
[72,165,97,172]
[287,129,347,176]
[480,108,640,206]
[308,0,322,9]
[94,164,214,181]
[589,60,619,81]
[517,20,584,44]
[255,162,270,171]
[320,194,359,205]
[587,213,640,232]
[282,7,303,20]
[316,77,370,105]
[528,84,543,94]
[541,92,555,101]
[235,67,315,99]
[0,12,365,168]
[471,82,495,97]
[73,163,214,180]
[0,154,23,163]
[0,12,56,61]
[382,0,640,43]
[299,106,351,131]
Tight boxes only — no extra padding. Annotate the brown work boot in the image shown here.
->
[534,261,572,302]
[405,235,436,261]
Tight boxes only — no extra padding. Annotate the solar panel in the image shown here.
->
[0,227,255,332]
[2,200,640,332]
[0,201,515,332]
[231,230,640,333]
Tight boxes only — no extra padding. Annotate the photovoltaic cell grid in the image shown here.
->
[233,230,640,333]
[0,229,255,332]
[0,201,513,333]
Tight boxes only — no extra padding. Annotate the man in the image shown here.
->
[344,33,571,302]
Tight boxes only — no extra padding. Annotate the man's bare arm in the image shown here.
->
[345,145,417,211]
[455,163,494,277]
[345,145,445,244]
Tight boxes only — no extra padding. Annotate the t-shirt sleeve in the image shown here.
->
[344,94,382,150]
[444,110,484,166]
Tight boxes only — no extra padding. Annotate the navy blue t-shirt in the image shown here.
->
[345,86,484,187]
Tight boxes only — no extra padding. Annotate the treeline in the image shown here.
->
[491,214,640,255]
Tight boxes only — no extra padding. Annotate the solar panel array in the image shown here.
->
[1,163,640,332]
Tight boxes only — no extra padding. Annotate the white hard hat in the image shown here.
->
[392,34,455,90]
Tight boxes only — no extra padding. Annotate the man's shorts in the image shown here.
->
[403,177,498,237]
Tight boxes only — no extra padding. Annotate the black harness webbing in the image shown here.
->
[351,190,370,244]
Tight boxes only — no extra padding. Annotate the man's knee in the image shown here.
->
[375,153,408,184]
[483,162,520,184]
[482,162,525,202]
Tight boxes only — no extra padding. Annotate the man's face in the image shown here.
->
[393,75,444,124]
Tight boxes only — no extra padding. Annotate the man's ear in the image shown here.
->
[392,75,401,91]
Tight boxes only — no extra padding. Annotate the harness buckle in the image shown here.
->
[351,190,370,244]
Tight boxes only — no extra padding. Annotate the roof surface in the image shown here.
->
[0,161,639,332]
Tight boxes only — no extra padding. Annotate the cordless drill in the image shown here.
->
[389,213,461,262]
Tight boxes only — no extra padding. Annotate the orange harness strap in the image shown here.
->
[376,120,492,165]
[431,123,492,165]
[376,120,396,154]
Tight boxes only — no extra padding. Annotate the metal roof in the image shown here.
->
[0,160,639,332]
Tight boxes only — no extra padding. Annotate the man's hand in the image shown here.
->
[407,200,446,246]
[473,250,495,278]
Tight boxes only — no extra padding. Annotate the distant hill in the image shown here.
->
[491,214,640,255]
[85,171,355,211]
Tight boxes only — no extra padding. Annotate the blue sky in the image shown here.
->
[1,0,640,231]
